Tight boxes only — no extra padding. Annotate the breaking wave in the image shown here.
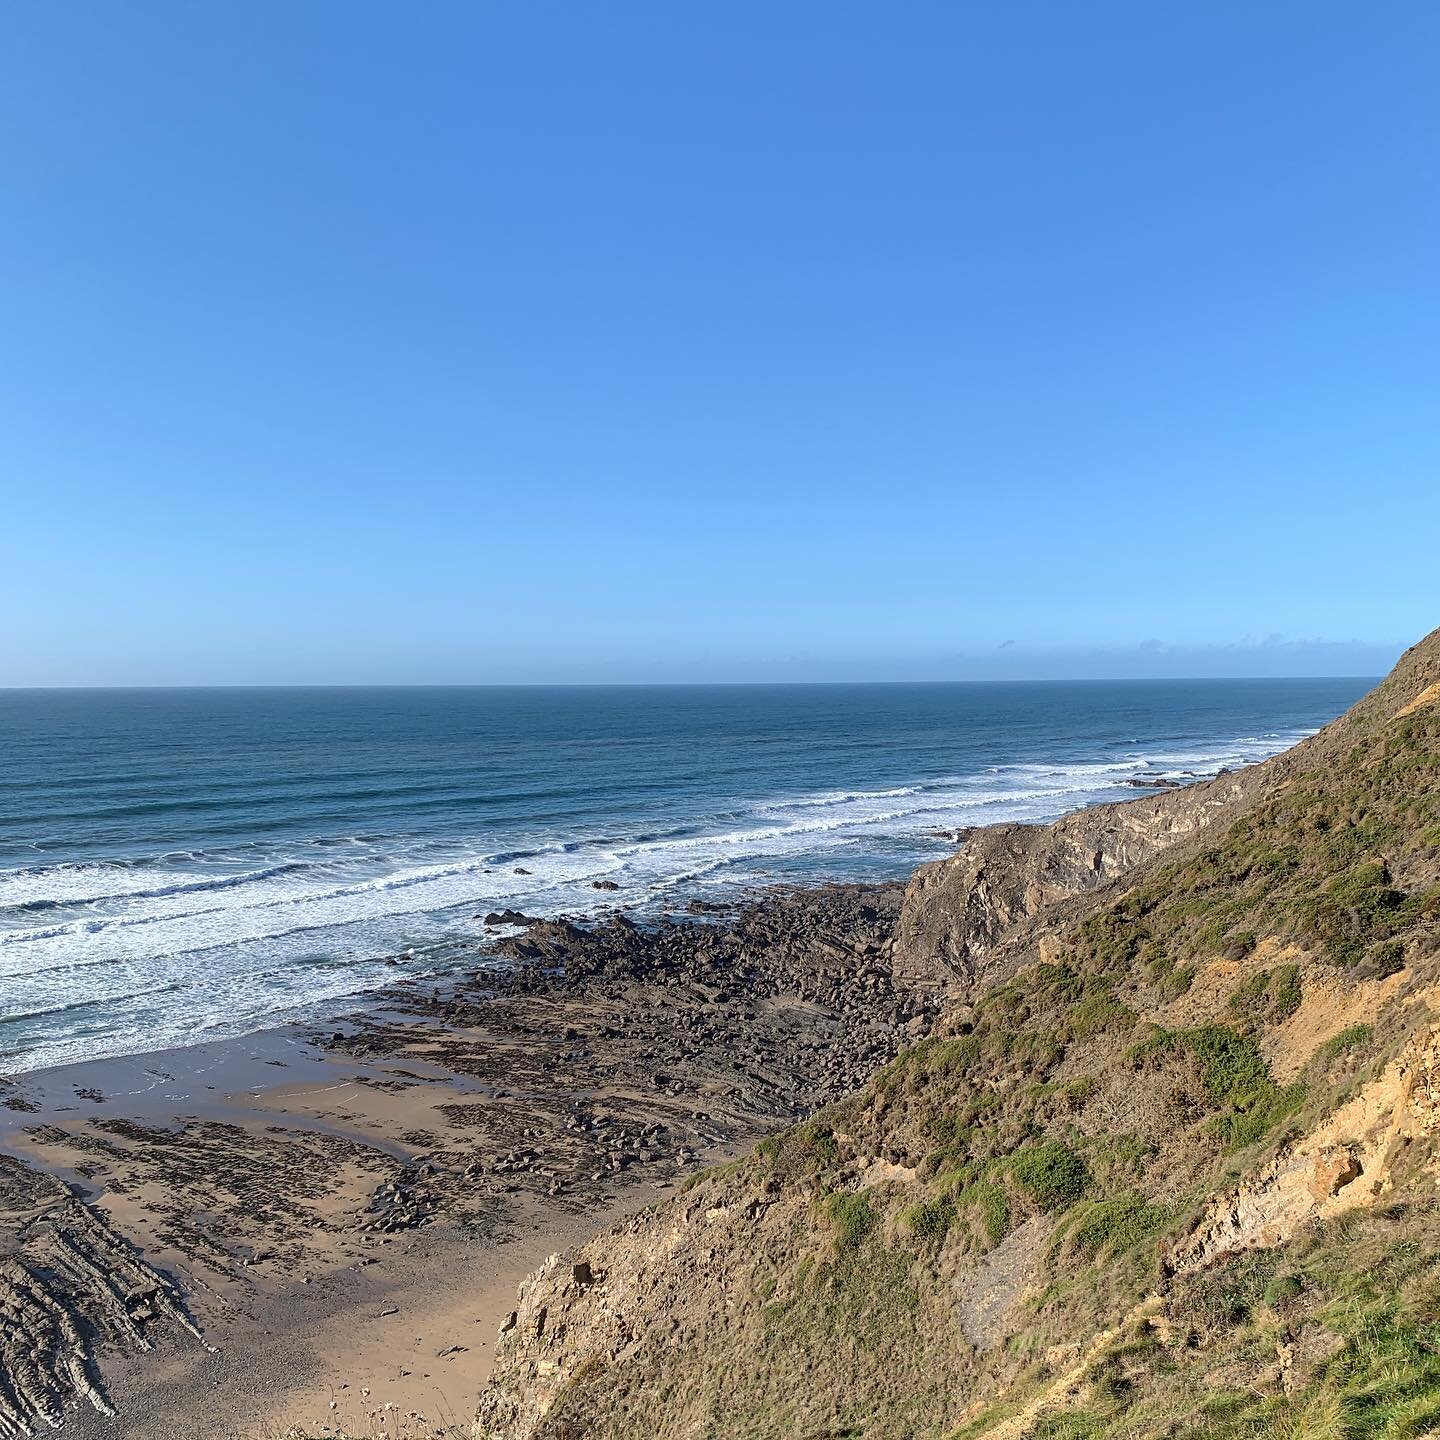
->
[0,679,1356,1074]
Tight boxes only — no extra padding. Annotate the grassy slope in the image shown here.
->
[497,633,1440,1440]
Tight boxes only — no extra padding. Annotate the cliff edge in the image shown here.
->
[474,627,1440,1440]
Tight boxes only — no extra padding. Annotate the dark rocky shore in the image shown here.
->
[0,881,933,1438]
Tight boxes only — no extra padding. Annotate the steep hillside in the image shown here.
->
[474,629,1440,1440]
[890,766,1268,992]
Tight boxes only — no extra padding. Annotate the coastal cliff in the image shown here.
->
[473,628,1440,1440]
[1,642,1432,1438]
[888,769,1263,993]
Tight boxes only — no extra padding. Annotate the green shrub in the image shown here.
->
[1213,1080,1307,1150]
[1158,963,1196,1000]
[902,1193,955,1245]
[1290,859,1407,967]
[1068,1192,1170,1258]
[1068,984,1135,1039]
[1370,939,1407,977]
[1012,1141,1089,1211]
[825,1191,876,1250]
[1173,1025,1307,1150]
[1227,963,1302,1027]
[1185,1025,1271,1105]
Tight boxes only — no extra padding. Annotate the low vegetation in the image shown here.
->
[477,639,1440,1440]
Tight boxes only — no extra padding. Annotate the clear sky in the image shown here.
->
[1,2,1435,685]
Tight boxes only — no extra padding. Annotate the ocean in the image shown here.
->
[0,679,1370,1073]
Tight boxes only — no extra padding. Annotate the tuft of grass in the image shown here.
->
[955,1179,1010,1247]
[1066,1191,1170,1259]
[1262,1272,1303,1306]
[757,1119,841,1181]
[902,1193,956,1246]
[825,1191,876,1250]
[1027,1412,1107,1439]
[1012,1141,1089,1212]
[1316,1023,1374,1064]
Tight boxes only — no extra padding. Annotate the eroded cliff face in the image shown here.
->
[474,627,1440,1440]
[474,1008,1440,1440]
[890,626,1440,996]
[889,771,1261,993]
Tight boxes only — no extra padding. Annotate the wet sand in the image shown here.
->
[0,884,926,1439]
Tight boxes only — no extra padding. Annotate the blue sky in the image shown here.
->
[1,2,1435,684]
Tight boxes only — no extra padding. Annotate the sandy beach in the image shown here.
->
[0,884,923,1439]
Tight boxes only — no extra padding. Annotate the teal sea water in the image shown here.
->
[0,680,1369,1072]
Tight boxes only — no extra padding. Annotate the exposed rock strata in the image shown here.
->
[891,625,1440,996]
[0,1158,201,1436]
[890,771,1263,992]
[1,883,920,1431]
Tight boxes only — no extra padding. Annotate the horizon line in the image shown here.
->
[0,673,1385,693]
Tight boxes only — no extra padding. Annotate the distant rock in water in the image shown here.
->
[482,909,539,927]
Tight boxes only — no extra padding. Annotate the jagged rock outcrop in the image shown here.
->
[0,1158,203,1435]
[890,628,1440,995]
[890,771,1261,991]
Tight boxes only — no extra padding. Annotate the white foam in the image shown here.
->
[0,725,1318,1073]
